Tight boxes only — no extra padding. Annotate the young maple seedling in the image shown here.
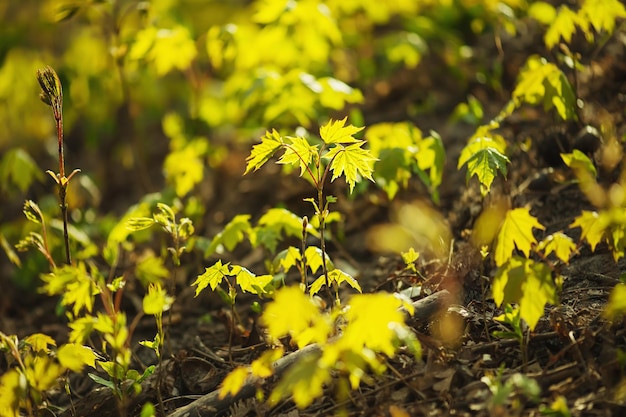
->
[244,117,376,301]
[36,66,80,265]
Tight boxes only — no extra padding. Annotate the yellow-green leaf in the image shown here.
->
[192,260,231,295]
[495,208,545,266]
[328,269,362,293]
[136,254,169,286]
[561,149,597,178]
[570,210,607,251]
[205,214,251,256]
[245,129,283,174]
[269,351,328,408]
[325,141,377,193]
[537,232,577,264]
[493,257,557,330]
[278,136,318,176]
[319,117,363,144]
[0,369,22,417]
[57,343,98,372]
[458,129,509,195]
[580,0,626,36]
[544,6,579,49]
[231,265,272,294]
[143,283,174,315]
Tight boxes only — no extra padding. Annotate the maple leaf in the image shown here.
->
[192,260,231,295]
[494,208,545,266]
[57,343,98,372]
[231,265,273,294]
[319,117,363,144]
[537,232,577,264]
[261,286,330,347]
[219,366,249,400]
[493,257,557,330]
[580,0,626,36]
[339,293,407,357]
[251,348,284,378]
[205,214,251,256]
[278,136,318,176]
[324,141,377,193]
[544,6,579,49]
[245,129,283,174]
[569,210,607,251]
[458,131,509,196]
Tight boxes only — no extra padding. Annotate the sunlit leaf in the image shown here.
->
[261,286,330,347]
[0,148,43,193]
[219,366,249,400]
[458,129,509,196]
[340,293,407,357]
[493,257,557,330]
[561,149,597,178]
[570,210,607,251]
[544,6,579,49]
[24,333,56,353]
[537,232,577,264]
[57,343,98,372]
[513,56,576,120]
[143,283,173,315]
[580,0,626,36]
[231,265,273,294]
[324,141,377,193]
[251,347,284,378]
[0,369,22,417]
[319,117,363,144]
[278,136,318,176]
[245,129,283,174]
[494,208,545,266]
[136,254,169,286]
[328,269,361,293]
[192,260,231,295]
[205,214,251,256]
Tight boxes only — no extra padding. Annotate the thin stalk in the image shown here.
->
[37,66,79,265]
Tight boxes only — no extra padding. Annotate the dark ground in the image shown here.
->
[2,20,626,417]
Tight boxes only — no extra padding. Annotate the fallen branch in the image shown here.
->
[167,290,451,417]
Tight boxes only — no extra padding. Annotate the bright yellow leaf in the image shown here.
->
[269,351,329,408]
[494,208,545,266]
[219,366,250,400]
[0,369,22,417]
[319,117,363,144]
[604,283,626,321]
[24,333,56,353]
[142,283,174,315]
[57,343,98,372]
[251,347,284,378]
[261,286,330,347]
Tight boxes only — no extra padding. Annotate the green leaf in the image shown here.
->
[324,141,377,193]
[561,149,597,178]
[493,257,557,330]
[206,214,251,256]
[251,208,305,252]
[41,262,99,316]
[0,148,43,193]
[192,260,231,296]
[319,117,363,144]
[269,350,329,408]
[278,136,318,177]
[245,129,283,174]
[494,208,545,266]
[458,130,509,196]
[126,217,156,231]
